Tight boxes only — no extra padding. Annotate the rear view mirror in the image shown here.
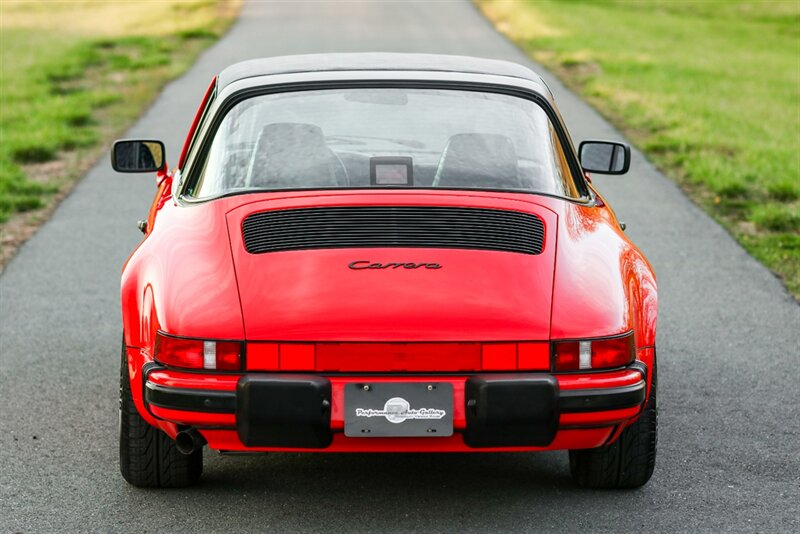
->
[578,141,630,175]
[111,139,165,173]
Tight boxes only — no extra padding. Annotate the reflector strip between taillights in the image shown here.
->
[246,342,552,372]
[279,344,316,370]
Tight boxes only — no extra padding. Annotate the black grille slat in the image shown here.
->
[244,230,543,244]
[245,234,542,247]
[242,206,545,255]
[243,222,545,236]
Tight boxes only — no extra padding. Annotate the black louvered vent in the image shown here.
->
[242,206,545,255]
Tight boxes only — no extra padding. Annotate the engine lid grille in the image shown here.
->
[242,206,545,255]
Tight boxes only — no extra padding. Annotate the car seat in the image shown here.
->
[245,122,346,188]
[432,133,520,189]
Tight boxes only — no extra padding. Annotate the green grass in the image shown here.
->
[0,1,240,229]
[478,0,800,297]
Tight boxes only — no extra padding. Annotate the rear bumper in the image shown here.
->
[145,375,645,419]
[143,363,647,452]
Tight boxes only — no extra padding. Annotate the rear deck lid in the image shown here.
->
[225,193,557,342]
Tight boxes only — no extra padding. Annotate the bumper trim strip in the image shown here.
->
[558,381,646,413]
[145,382,236,413]
[144,377,647,416]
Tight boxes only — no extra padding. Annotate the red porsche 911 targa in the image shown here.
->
[112,54,657,489]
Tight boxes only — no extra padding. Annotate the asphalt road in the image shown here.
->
[2,1,798,532]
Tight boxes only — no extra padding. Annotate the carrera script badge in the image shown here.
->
[348,260,441,270]
[355,397,447,424]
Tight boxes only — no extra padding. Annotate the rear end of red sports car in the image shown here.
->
[112,54,657,489]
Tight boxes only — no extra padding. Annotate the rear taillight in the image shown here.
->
[154,333,242,371]
[553,332,634,371]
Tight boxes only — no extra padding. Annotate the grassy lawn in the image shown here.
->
[478,0,800,297]
[0,0,240,264]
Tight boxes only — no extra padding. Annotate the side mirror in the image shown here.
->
[578,141,630,175]
[111,139,165,173]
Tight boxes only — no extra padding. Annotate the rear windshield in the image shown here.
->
[186,88,582,199]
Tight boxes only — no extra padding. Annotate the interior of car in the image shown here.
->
[236,122,527,191]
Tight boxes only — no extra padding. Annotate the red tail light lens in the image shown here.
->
[213,341,243,370]
[553,332,634,371]
[553,341,583,371]
[154,333,242,371]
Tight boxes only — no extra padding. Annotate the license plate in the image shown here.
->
[344,382,453,437]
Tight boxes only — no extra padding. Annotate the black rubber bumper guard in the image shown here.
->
[144,364,647,449]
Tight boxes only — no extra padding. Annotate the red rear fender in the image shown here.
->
[550,202,657,347]
[121,199,245,351]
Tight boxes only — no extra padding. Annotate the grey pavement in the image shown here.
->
[1,1,798,532]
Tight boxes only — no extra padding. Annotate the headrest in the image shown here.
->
[433,133,520,189]
[247,122,340,187]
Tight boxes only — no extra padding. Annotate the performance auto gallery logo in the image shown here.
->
[355,397,446,424]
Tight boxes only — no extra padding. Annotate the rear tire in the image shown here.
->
[568,356,657,489]
[119,339,203,487]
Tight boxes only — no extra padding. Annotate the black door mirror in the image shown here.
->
[578,141,630,175]
[111,139,165,173]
